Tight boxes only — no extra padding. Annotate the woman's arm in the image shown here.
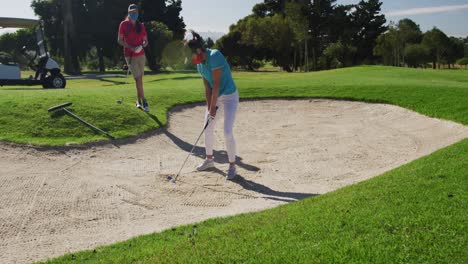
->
[118,33,132,49]
[203,78,212,111]
[142,36,148,48]
[210,68,222,117]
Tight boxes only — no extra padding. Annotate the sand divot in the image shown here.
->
[0,99,467,263]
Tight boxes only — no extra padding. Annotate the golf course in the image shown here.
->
[0,66,467,263]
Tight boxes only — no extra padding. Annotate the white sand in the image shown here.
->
[0,99,466,263]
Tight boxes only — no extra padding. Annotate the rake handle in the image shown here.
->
[62,108,115,140]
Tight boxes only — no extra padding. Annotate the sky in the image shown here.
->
[0,0,467,37]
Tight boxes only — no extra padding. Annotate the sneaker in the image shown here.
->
[143,98,149,112]
[196,159,215,171]
[136,100,142,109]
[226,165,237,180]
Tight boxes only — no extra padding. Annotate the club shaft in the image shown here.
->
[174,118,211,180]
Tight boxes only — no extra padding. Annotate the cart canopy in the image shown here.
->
[0,17,39,29]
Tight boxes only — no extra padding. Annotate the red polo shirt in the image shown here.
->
[118,19,147,57]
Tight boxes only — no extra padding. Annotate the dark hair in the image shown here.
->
[186,30,205,53]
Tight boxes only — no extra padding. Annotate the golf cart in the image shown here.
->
[0,17,66,88]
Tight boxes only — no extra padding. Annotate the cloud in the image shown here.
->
[386,4,468,17]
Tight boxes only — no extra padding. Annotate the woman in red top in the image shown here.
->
[118,4,150,112]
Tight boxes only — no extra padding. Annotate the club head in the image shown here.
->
[166,175,177,184]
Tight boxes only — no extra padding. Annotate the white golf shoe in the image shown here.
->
[196,159,215,171]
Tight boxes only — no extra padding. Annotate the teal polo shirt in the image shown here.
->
[197,49,237,96]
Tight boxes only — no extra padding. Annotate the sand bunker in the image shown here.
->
[0,99,467,263]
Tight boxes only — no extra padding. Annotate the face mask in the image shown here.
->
[129,13,138,21]
[192,54,204,65]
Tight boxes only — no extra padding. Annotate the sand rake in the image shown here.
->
[48,102,115,140]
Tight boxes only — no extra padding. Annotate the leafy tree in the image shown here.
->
[0,29,36,67]
[242,14,295,71]
[404,44,429,68]
[140,0,185,39]
[456,57,468,69]
[252,0,286,17]
[422,27,450,69]
[0,52,13,64]
[444,37,465,69]
[464,36,468,57]
[320,41,356,69]
[308,0,337,70]
[374,19,423,67]
[161,40,186,70]
[374,30,395,66]
[145,21,173,71]
[397,19,422,44]
[350,0,387,64]
[31,0,186,73]
[205,37,215,49]
[32,0,89,74]
[216,30,261,71]
[328,4,354,44]
[285,0,309,71]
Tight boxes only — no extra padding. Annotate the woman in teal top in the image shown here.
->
[186,31,239,180]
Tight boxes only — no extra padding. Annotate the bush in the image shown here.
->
[321,42,356,70]
[456,57,468,68]
[145,21,174,71]
[0,52,13,64]
[405,44,430,68]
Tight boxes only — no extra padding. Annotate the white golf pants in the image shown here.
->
[204,90,239,163]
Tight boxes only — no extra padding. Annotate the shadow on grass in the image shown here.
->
[0,88,45,91]
[148,75,200,83]
[98,79,127,85]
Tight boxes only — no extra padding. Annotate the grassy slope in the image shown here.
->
[0,66,467,145]
[42,138,468,264]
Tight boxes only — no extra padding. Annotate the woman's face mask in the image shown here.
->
[129,13,138,21]
[191,53,204,65]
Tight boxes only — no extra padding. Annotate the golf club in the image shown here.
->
[48,102,115,140]
[168,108,217,184]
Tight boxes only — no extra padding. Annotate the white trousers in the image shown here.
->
[204,91,239,163]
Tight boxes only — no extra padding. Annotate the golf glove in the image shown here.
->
[134,45,143,53]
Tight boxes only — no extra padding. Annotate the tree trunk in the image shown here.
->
[304,39,308,72]
[97,47,105,72]
[63,0,80,74]
[311,45,316,72]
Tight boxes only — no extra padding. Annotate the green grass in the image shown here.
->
[41,138,468,263]
[0,66,467,145]
[1,65,463,263]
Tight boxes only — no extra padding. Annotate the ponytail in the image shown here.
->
[125,15,142,34]
[136,21,142,34]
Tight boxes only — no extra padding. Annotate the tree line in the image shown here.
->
[215,0,468,71]
[1,0,467,73]
[375,20,467,69]
[1,0,186,74]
